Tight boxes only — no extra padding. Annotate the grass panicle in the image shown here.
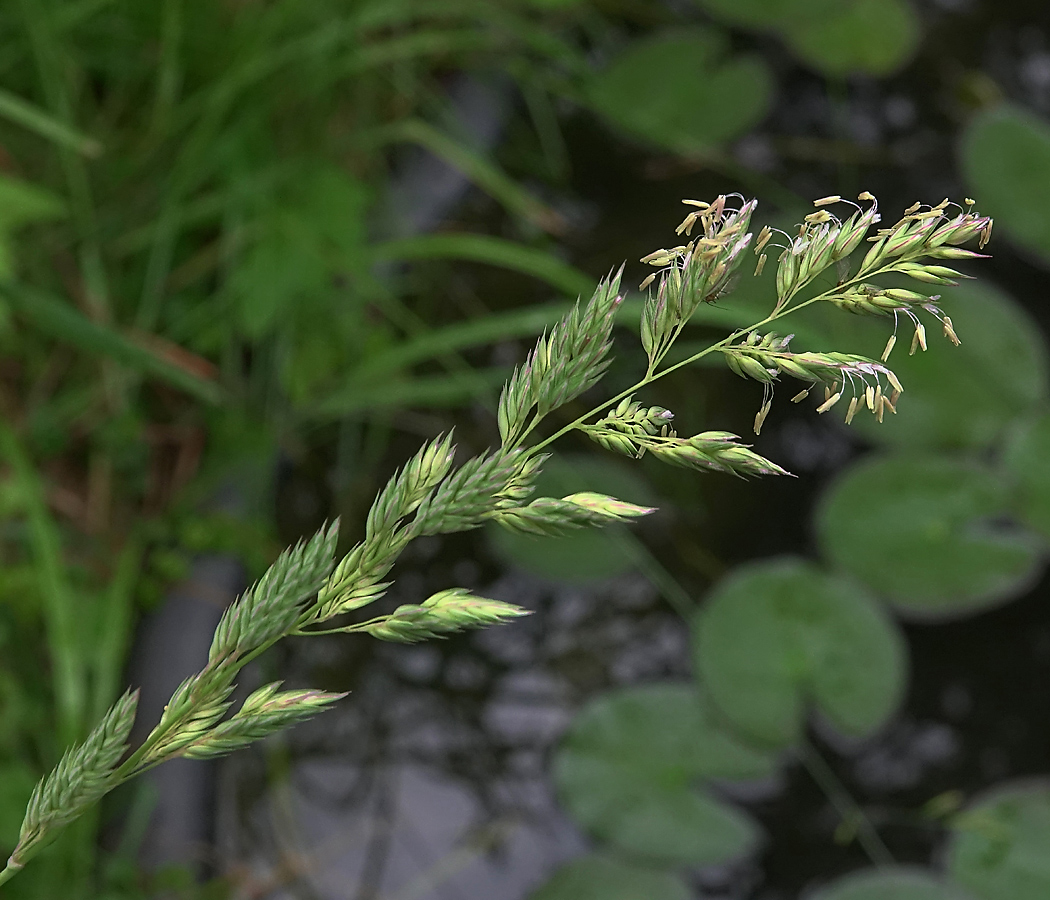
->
[0,192,991,888]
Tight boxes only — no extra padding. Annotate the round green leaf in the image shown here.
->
[487,454,655,582]
[695,0,920,76]
[693,557,906,747]
[961,103,1050,265]
[554,683,773,866]
[557,683,776,784]
[1004,413,1050,542]
[589,30,773,155]
[947,780,1050,900]
[808,866,974,900]
[783,0,921,77]
[530,854,691,900]
[817,455,1045,618]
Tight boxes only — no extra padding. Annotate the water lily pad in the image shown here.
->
[554,683,774,866]
[961,103,1050,265]
[487,454,655,582]
[783,0,921,77]
[946,780,1050,900]
[530,854,691,900]
[807,866,975,900]
[696,0,920,76]
[817,455,1044,618]
[693,558,906,748]
[1003,414,1050,542]
[589,29,773,155]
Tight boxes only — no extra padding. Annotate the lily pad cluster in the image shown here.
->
[587,29,773,156]
[582,0,922,160]
[528,262,1050,894]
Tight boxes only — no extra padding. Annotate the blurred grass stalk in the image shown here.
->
[0,0,605,891]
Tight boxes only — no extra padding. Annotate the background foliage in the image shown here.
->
[2,0,1050,898]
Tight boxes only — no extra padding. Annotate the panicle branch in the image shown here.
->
[183,683,347,760]
[491,491,654,536]
[720,331,905,429]
[358,588,530,643]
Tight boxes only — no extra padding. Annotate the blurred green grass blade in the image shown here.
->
[51,0,118,31]
[0,86,101,157]
[0,421,84,746]
[342,29,497,75]
[375,119,567,234]
[371,233,593,296]
[351,1,584,69]
[18,0,113,322]
[347,286,640,388]
[350,299,574,382]
[309,368,509,420]
[92,536,143,722]
[0,282,223,405]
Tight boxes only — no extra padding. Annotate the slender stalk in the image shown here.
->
[92,538,145,722]
[801,741,894,867]
[0,422,84,746]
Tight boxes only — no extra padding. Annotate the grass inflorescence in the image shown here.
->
[0,192,991,886]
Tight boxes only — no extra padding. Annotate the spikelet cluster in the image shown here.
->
[768,194,881,308]
[498,269,623,446]
[640,196,756,369]
[582,408,787,477]
[581,395,676,455]
[721,331,905,431]
[8,690,138,870]
[314,435,456,620]
[210,521,339,663]
[491,491,654,536]
[646,432,790,478]
[361,588,530,643]
[183,683,346,759]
